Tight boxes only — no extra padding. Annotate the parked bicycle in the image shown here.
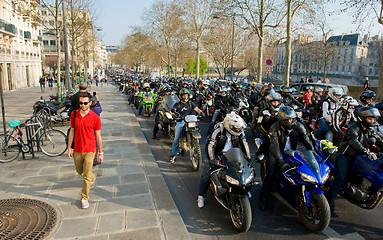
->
[0,118,67,163]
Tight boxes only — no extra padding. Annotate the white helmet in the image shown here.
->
[328,88,343,103]
[143,83,150,88]
[223,112,246,136]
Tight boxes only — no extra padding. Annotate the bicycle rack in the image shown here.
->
[23,115,48,159]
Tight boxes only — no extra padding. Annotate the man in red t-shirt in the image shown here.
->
[303,86,313,106]
[67,92,103,209]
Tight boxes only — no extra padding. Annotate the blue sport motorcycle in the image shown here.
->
[260,148,331,232]
[315,140,383,210]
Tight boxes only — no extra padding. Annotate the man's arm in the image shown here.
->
[67,128,74,158]
[95,130,103,163]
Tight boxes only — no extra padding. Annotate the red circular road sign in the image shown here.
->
[266,59,272,65]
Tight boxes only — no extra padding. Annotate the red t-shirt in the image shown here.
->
[71,109,101,153]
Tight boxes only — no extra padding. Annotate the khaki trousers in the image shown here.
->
[74,152,96,200]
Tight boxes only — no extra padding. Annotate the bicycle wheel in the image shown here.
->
[39,129,67,156]
[0,133,20,163]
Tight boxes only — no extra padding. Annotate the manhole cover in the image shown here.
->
[0,198,57,240]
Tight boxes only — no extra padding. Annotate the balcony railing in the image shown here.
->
[0,19,16,35]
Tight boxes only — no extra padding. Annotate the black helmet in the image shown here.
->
[278,106,297,130]
[265,91,282,112]
[360,90,376,104]
[311,94,321,106]
[163,83,172,92]
[179,88,191,101]
[357,106,381,128]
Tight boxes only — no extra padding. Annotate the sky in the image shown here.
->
[97,0,383,46]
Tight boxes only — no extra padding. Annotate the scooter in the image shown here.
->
[315,140,383,210]
[209,148,255,232]
[259,144,331,232]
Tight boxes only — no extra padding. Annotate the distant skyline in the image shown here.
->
[97,0,382,46]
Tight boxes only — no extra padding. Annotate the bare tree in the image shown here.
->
[143,0,188,77]
[40,0,64,98]
[179,0,218,79]
[283,0,312,86]
[233,0,285,83]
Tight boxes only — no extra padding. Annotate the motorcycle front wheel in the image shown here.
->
[229,196,252,232]
[190,138,202,171]
[297,193,330,232]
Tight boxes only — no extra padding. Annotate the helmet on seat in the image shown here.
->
[357,106,380,128]
[278,106,297,130]
[223,112,246,136]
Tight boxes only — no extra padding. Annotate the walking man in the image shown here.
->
[67,92,103,209]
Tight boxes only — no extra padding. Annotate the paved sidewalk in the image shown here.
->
[0,84,190,240]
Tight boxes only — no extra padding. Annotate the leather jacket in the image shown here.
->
[206,124,251,162]
[339,122,383,160]
[257,110,279,137]
[269,121,313,166]
[214,94,237,110]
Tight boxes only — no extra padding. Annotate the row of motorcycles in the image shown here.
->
[32,93,72,124]
[114,76,383,234]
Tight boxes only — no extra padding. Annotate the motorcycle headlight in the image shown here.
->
[244,171,254,185]
[226,175,240,185]
[187,122,196,128]
[300,172,317,184]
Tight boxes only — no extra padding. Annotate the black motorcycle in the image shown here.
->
[209,148,255,232]
[33,96,71,124]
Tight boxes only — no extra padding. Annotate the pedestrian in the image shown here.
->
[67,91,103,209]
[324,77,330,83]
[308,76,313,83]
[364,77,369,91]
[48,76,54,89]
[39,76,46,92]
[70,82,88,116]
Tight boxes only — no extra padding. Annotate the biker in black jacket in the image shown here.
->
[259,106,313,210]
[197,112,250,208]
[207,87,237,134]
[327,106,383,215]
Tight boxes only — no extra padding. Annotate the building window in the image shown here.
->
[50,40,56,46]
[43,40,49,46]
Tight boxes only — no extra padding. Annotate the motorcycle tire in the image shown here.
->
[190,138,202,171]
[229,196,252,233]
[297,193,330,233]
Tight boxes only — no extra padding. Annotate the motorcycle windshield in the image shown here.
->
[161,95,180,111]
[143,92,152,98]
[223,148,245,170]
[295,150,320,176]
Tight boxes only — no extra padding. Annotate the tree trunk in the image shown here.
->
[196,38,200,79]
[377,42,383,100]
[56,0,61,100]
[284,0,292,86]
[257,0,264,84]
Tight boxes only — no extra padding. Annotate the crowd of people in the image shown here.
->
[114,72,383,218]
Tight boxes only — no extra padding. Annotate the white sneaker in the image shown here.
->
[197,195,205,208]
[81,198,89,209]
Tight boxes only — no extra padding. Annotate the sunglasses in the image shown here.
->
[79,102,89,105]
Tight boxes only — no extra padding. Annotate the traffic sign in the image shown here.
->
[266,59,272,65]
